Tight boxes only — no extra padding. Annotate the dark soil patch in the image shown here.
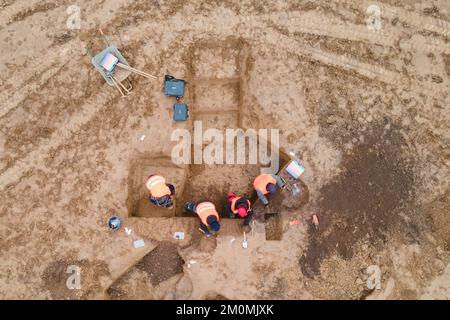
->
[264,213,283,240]
[205,293,229,300]
[106,286,127,300]
[268,179,309,211]
[300,123,420,277]
[176,163,260,217]
[443,54,450,77]
[426,191,450,250]
[136,242,184,286]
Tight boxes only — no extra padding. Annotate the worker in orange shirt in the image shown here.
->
[253,173,284,206]
[145,174,175,208]
[184,201,221,237]
[224,192,254,226]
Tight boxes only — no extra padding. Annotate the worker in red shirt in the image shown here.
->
[224,192,254,226]
[253,173,284,206]
[145,174,175,208]
[184,201,221,237]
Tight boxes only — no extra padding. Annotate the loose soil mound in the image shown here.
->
[136,241,185,286]
[300,124,422,277]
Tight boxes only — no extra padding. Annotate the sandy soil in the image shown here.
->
[0,0,449,300]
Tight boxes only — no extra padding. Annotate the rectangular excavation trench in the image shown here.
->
[128,38,252,219]
[127,148,293,219]
[175,38,256,218]
[127,38,303,241]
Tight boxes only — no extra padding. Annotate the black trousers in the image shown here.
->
[148,184,175,207]
[223,204,254,225]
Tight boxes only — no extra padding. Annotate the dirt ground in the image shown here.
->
[0,0,449,300]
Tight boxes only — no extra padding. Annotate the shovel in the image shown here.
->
[280,177,292,191]
[242,232,248,249]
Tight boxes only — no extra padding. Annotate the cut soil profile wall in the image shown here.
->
[127,38,309,229]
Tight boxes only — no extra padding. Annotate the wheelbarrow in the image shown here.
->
[86,29,157,97]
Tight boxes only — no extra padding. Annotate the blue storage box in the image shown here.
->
[173,104,189,121]
[164,75,185,97]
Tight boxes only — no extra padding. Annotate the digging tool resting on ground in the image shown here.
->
[223,193,254,228]
[184,201,221,237]
[86,29,157,97]
[145,174,175,209]
[253,174,285,206]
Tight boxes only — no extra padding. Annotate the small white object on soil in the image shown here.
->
[133,239,145,248]
[174,232,185,240]
[140,135,146,141]
[125,227,132,235]
[189,260,197,264]
[242,232,248,249]
[289,151,296,157]
[230,238,236,244]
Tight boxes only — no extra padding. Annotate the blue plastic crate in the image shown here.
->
[164,75,185,97]
[173,104,189,121]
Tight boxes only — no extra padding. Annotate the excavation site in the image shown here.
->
[0,0,449,302]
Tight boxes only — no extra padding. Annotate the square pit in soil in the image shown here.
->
[193,81,240,113]
[191,42,242,79]
[128,158,187,218]
[264,213,283,241]
[176,163,261,217]
[193,113,240,145]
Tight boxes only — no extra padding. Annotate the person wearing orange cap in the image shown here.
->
[224,193,254,226]
[253,173,284,206]
[145,174,175,208]
[184,201,221,237]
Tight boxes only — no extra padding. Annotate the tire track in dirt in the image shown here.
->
[0,0,180,189]
[337,0,450,38]
[326,0,450,56]
[0,7,161,190]
[0,89,114,190]
[2,5,447,190]
[381,2,450,37]
[256,11,448,102]
[267,11,399,47]
[268,10,450,56]
[267,8,450,103]
[261,30,448,104]
[0,0,53,29]
[0,0,135,119]
[402,36,450,55]
[0,58,69,119]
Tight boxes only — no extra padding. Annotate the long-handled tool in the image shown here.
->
[115,62,157,80]
[312,214,319,230]
[109,73,132,95]
[198,228,213,238]
[107,74,127,97]
[280,177,292,192]
[242,232,248,249]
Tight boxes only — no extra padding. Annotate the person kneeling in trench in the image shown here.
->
[145,174,175,209]
[224,193,254,231]
[253,173,284,206]
[184,201,221,237]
